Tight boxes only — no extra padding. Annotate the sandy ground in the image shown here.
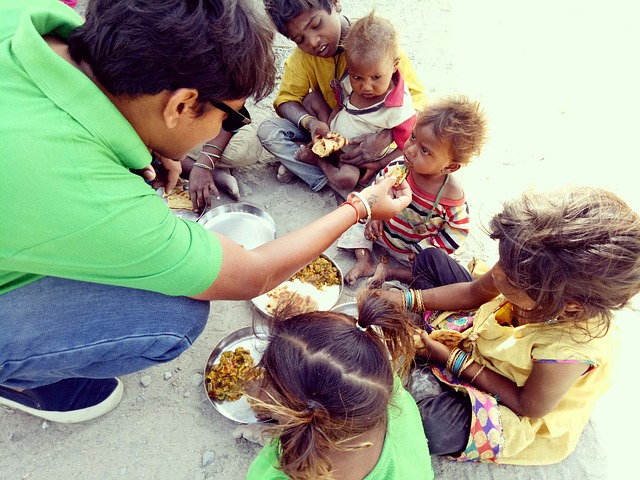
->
[2,1,639,479]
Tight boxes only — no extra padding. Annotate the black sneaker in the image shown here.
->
[0,377,123,423]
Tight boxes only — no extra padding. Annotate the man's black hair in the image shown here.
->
[68,0,276,104]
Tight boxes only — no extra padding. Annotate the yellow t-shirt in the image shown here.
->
[462,298,619,464]
[274,47,427,112]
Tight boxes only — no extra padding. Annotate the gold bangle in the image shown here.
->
[301,115,316,131]
[458,356,475,377]
[470,365,486,384]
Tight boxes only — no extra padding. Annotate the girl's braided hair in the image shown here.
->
[250,289,416,480]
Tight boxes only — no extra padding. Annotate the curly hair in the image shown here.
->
[343,11,399,66]
[490,187,640,332]
[68,0,276,107]
[249,290,416,480]
[416,95,488,165]
[265,0,337,37]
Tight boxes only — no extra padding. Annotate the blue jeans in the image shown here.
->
[0,277,209,389]
[257,116,329,192]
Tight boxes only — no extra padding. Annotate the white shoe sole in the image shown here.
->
[0,378,124,424]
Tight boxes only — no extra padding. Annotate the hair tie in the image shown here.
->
[306,400,320,412]
[355,321,368,332]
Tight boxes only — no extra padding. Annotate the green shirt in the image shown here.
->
[246,378,434,479]
[0,0,221,296]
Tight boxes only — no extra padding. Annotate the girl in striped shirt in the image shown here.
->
[339,96,487,287]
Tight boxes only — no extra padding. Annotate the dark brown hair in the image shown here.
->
[251,290,415,480]
[416,95,488,165]
[490,187,640,332]
[68,0,276,106]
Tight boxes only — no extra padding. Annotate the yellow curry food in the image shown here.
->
[205,346,259,402]
[291,257,340,290]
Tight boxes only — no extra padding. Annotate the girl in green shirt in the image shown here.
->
[246,290,434,480]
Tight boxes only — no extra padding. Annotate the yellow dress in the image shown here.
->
[434,297,619,464]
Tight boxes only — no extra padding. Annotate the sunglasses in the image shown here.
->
[210,101,252,132]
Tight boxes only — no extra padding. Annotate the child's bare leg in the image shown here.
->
[368,264,413,288]
[344,248,378,286]
[302,92,332,123]
[329,161,360,192]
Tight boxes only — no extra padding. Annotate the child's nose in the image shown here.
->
[307,33,321,50]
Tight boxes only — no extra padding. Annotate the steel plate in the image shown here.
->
[331,302,358,318]
[197,203,276,250]
[203,326,269,424]
[251,253,343,317]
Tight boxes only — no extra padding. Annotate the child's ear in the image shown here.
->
[163,88,200,129]
[443,161,461,174]
[333,0,342,13]
[393,57,400,72]
[563,301,584,315]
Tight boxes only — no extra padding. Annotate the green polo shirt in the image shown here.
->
[0,0,221,296]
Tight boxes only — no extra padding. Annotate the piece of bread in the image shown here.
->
[311,132,348,157]
[164,186,193,210]
[387,163,409,186]
[265,285,319,316]
[428,329,463,348]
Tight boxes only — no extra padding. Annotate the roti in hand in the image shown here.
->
[428,329,463,348]
[311,132,348,157]
[387,163,409,186]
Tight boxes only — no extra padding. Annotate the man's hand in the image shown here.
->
[149,151,182,194]
[340,130,394,166]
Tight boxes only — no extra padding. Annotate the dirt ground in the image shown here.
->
[2,1,638,479]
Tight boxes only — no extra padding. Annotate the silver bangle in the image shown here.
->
[193,162,214,172]
[297,113,313,130]
[348,191,372,224]
[204,143,223,153]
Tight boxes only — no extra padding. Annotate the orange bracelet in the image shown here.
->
[340,201,360,225]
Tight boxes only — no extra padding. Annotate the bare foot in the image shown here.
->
[294,144,320,166]
[344,250,377,286]
[213,168,240,200]
[367,262,392,288]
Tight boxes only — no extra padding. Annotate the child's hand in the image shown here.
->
[416,330,451,365]
[358,161,383,185]
[232,423,274,446]
[188,163,220,211]
[340,131,394,165]
[364,220,383,241]
[308,119,330,140]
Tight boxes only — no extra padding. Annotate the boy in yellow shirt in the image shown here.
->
[258,0,426,192]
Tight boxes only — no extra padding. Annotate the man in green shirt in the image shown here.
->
[0,0,411,424]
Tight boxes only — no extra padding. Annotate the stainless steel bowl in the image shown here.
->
[197,203,276,250]
[331,301,358,318]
